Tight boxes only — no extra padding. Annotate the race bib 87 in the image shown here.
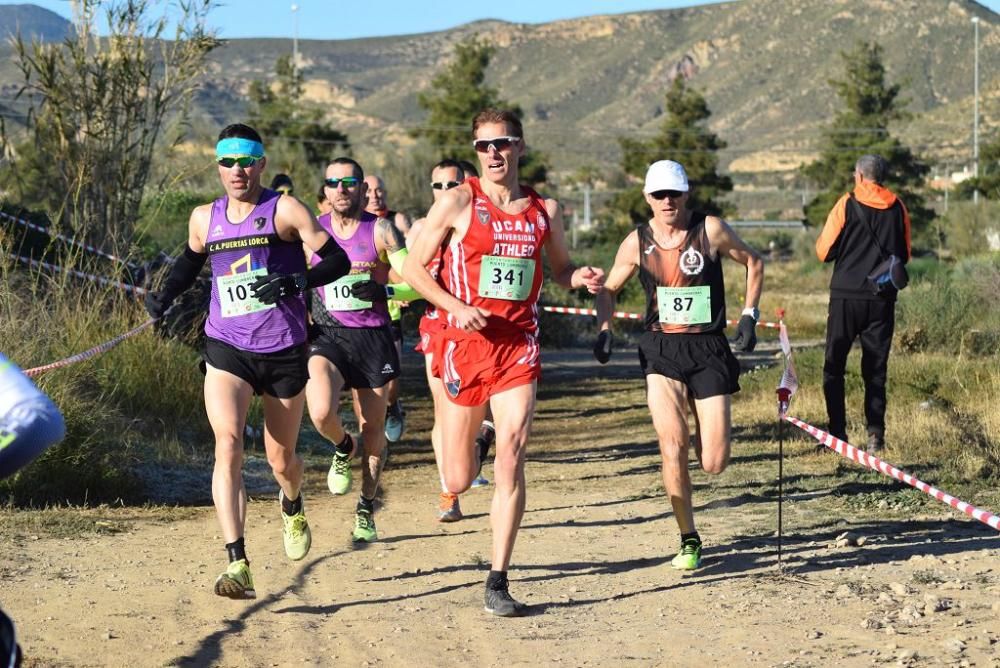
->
[656,286,711,325]
[478,256,535,301]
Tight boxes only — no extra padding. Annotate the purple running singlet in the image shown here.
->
[204,189,308,352]
[311,212,390,328]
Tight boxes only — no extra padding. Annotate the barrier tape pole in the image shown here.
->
[1,211,137,268]
[23,319,157,378]
[784,416,1000,532]
[6,253,147,296]
[540,304,783,329]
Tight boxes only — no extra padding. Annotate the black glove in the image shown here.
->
[731,314,757,352]
[144,291,171,320]
[250,272,305,305]
[593,330,614,364]
[350,279,388,302]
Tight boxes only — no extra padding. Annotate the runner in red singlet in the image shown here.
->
[403,109,604,616]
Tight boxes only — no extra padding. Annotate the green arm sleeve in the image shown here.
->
[386,248,423,301]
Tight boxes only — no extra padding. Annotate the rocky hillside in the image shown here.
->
[2,0,998,182]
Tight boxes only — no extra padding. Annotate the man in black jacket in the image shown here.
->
[815,154,911,454]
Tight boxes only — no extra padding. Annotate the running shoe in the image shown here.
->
[279,490,312,561]
[352,508,377,543]
[670,538,703,570]
[384,400,405,443]
[471,421,495,488]
[214,559,256,599]
[328,449,353,496]
[437,492,463,522]
[484,584,527,617]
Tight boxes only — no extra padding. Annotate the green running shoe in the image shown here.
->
[280,490,312,561]
[327,450,352,496]
[214,559,256,599]
[352,508,377,543]
[671,538,703,570]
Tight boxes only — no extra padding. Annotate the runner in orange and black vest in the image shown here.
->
[403,109,604,616]
[815,154,911,455]
[594,159,764,572]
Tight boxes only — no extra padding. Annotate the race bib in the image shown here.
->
[217,268,275,318]
[657,286,712,325]
[324,273,372,312]
[478,256,535,301]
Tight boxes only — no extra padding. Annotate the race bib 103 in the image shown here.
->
[217,268,275,318]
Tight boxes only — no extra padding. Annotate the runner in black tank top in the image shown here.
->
[592,160,764,573]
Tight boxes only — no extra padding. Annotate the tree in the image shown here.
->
[246,54,350,179]
[1,0,219,254]
[612,76,732,225]
[412,36,549,185]
[956,134,1000,200]
[801,42,931,232]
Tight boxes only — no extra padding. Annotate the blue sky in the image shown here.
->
[10,0,997,40]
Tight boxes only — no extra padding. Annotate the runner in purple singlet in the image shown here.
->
[143,124,350,599]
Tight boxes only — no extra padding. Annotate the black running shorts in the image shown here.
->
[637,331,741,399]
[203,338,309,398]
[309,325,400,390]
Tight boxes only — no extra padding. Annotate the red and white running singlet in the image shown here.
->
[437,177,550,337]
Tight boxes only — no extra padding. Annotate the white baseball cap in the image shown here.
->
[643,160,689,193]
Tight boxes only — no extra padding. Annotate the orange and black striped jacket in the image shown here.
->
[815,181,911,301]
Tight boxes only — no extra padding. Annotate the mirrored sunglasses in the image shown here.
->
[217,156,262,169]
[431,180,462,190]
[472,136,520,153]
[324,176,361,188]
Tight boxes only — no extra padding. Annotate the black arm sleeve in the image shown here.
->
[160,246,208,302]
[305,236,351,289]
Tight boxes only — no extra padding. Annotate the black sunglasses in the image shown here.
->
[324,176,361,189]
[217,156,262,169]
[431,180,462,190]
[649,190,685,200]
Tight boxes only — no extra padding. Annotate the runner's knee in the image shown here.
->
[266,448,298,477]
[699,440,730,474]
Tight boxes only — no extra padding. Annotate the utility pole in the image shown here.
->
[291,4,300,75]
[973,15,980,205]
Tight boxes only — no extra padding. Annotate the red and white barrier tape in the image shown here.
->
[23,319,156,378]
[785,416,1000,532]
[7,253,146,296]
[541,305,642,320]
[1,211,137,268]
[540,305,782,329]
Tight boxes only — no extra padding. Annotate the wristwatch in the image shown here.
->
[742,306,760,322]
[293,273,308,295]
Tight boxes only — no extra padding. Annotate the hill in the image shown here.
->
[182,0,1000,177]
[2,0,999,217]
[0,3,71,42]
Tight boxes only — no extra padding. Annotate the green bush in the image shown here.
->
[897,254,1000,352]
[0,255,208,505]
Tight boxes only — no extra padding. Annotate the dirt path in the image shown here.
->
[2,348,999,667]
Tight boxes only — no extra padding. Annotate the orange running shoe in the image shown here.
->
[437,492,463,522]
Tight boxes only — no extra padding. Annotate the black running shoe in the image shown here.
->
[484,583,527,617]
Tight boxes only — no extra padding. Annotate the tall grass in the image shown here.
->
[0,252,208,505]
